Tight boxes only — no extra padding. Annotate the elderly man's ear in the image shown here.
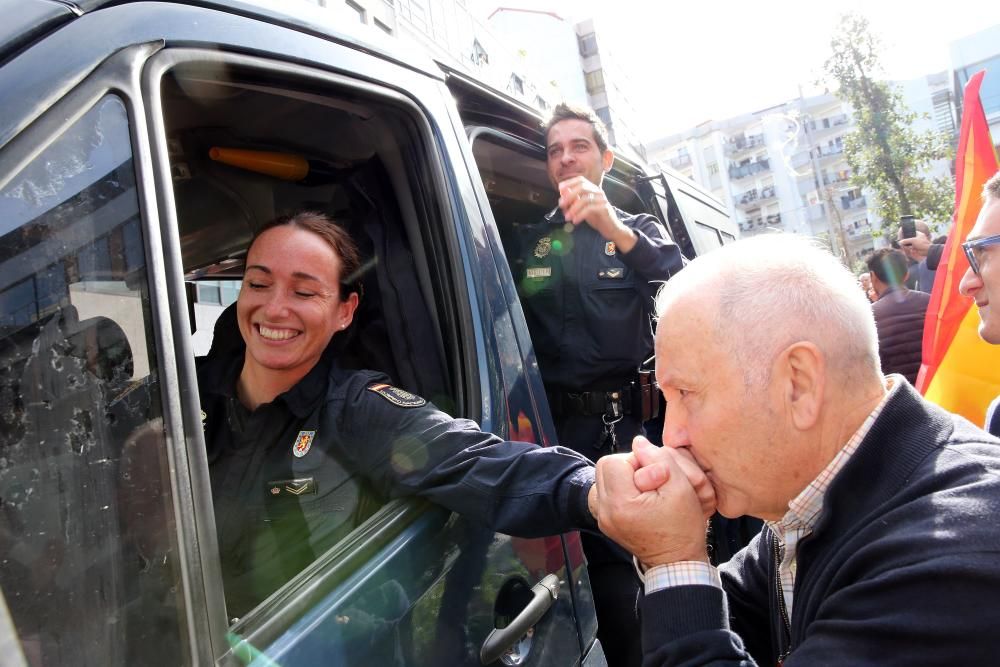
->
[775,342,824,431]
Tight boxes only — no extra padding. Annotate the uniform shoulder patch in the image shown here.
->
[367,383,427,408]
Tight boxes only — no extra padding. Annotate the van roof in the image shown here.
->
[3,0,441,78]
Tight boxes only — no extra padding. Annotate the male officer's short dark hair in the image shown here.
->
[543,103,610,154]
[867,248,909,287]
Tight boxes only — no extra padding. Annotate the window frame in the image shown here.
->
[141,46,485,653]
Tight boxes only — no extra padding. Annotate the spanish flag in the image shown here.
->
[916,70,1000,426]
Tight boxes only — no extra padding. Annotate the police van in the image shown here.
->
[0,1,734,665]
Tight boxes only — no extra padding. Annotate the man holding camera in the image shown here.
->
[898,216,943,292]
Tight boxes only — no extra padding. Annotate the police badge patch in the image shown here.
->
[367,383,427,408]
[605,241,616,256]
[292,430,315,458]
[534,237,552,258]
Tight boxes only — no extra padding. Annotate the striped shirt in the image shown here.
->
[645,375,900,610]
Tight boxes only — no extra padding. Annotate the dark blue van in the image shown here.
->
[0,2,733,665]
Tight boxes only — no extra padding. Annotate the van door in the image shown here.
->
[1,3,590,665]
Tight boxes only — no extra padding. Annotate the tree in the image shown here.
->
[824,13,954,235]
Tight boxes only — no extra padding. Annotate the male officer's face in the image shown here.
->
[654,292,789,521]
[545,118,613,190]
[238,225,357,382]
[960,198,1000,344]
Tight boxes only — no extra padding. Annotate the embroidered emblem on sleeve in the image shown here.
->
[292,430,316,458]
[367,383,427,408]
[605,241,616,256]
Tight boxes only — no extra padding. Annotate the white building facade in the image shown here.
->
[647,93,876,263]
[950,24,1000,147]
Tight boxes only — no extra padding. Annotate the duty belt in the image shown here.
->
[547,371,659,423]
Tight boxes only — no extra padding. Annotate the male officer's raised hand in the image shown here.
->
[557,175,638,253]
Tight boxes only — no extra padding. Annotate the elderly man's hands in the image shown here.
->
[589,438,716,568]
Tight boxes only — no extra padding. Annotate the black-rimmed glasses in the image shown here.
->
[963,234,1000,275]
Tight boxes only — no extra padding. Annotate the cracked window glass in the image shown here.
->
[0,96,188,666]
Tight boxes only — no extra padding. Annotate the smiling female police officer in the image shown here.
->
[197,212,599,616]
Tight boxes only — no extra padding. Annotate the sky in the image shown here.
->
[476,0,1000,141]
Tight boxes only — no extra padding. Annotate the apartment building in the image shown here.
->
[951,24,1000,147]
[647,93,876,263]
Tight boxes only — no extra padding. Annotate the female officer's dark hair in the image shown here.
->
[249,211,363,301]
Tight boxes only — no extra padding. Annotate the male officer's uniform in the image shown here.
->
[199,345,597,617]
[512,205,682,667]
[513,207,682,455]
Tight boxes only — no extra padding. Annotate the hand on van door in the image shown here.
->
[557,176,638,253]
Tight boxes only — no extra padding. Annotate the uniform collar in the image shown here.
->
[201,345,332,419]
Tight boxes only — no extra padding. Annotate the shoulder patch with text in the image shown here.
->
[367,383,427,408]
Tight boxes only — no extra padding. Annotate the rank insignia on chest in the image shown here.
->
[267,477,317,498]
[534,237,552,258]
[526,267,552,279]
[598,267,624,279]
[605,241,616,256]
[367,383,427,408]
[292,430,316,458]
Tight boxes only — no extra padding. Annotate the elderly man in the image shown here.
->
[959,171,1000,436]
[593,234,1000,665]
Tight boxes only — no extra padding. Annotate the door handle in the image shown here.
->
[479,573,560,665]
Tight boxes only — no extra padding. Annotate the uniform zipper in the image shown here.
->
[772,536,792,666]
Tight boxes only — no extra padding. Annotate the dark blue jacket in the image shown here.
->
[512,208,683,391]
[199,347,597,615]
[640,381,1000,666]
[871,286,930,383]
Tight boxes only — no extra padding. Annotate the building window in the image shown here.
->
[374,18,392,35]
[345,0,366,23]
[508,74,524,96]
[472,38,489,66]
[584,69,605,94]
[534,95,549,111]
[594,106,612,127]
[578,33,598,57]
[708,163,719,175]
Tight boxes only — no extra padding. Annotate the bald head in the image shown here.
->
[655,234,882,389]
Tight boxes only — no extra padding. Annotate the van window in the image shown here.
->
[159,60,460,622]
[0,96,187,666]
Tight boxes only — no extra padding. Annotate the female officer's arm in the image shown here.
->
[323,370,597,538]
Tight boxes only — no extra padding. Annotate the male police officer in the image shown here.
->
[512,104,684,666]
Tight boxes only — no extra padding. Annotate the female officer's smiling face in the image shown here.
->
[237,225,358,394]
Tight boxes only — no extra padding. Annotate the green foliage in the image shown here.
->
[824,13,955,234]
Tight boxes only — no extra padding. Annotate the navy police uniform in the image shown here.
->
[198,345,597,618]
[513,208,682,456]
[512,207,682,667]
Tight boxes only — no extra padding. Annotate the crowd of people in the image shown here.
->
[206,99,1000,665]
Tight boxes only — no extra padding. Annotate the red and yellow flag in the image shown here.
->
[916,70,1000,426]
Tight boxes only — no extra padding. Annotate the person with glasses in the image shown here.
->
[959,171,1000,437]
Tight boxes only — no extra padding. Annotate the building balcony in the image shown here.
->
[822,173,852,187]
[841,196,867,210]
[736,185,776,209]
[669,154,692,169]
[729,159,771,180]
[812,145,845,161]
[760,185,776,200]
[724,133,765,156]
[765,213,782,226]
[805,113,850,137]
